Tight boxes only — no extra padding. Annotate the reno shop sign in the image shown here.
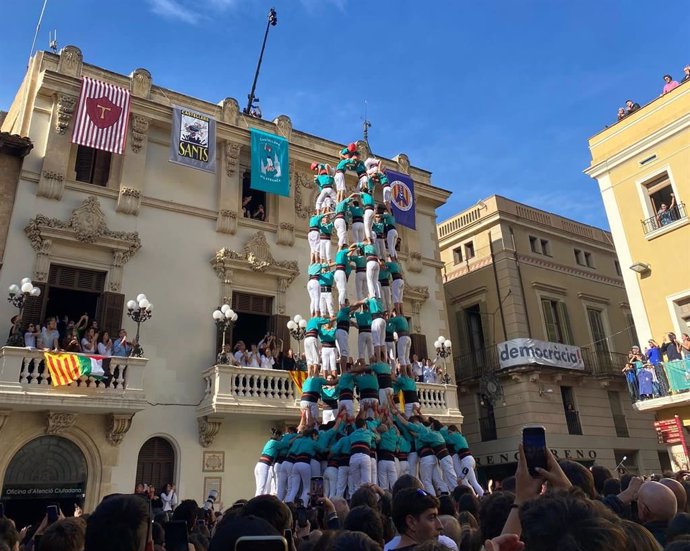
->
[497,338,585,371]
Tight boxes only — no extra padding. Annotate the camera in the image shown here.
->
[204,489,218,511]
[295,505,309,528]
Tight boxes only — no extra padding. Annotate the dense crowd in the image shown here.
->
[623,332,690,402]
[615,65,690,121]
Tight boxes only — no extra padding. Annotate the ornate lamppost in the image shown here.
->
[286,314,307,368]
[126,293,153,358]
[6,277,41,346]
[434,335,453,385]
[212,304,238,358]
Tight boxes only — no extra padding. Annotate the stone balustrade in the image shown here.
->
[198,364,463,424]
[0,346,148,413]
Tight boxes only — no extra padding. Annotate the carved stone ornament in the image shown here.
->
[406,285,430,303]
[211,231,300,284]
[274,115,293,141]
[406,251,423,273]
[130,68,152,98]
[198,416,223,448]
[37,170,65,200]
[55,94,77,135]
[277,222,295,247]
[294,171,316,219]
[0,410,10,434]
[46,411,77,434]
[395,153,410,175]
[224,142,241,177]
[25,196,142,263]
[116,186,142,215]
[57,45,83,77]
[219,97,240,126]
[216,209,238,235]
[130,115,150,153]
[105,413,134,446]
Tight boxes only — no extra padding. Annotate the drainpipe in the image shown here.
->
[509,226,532,337]
[488,230,508,341]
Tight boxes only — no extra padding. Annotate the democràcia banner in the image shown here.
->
[169,106,217,173]
[496,338,585,371]
[384,169,416,229]
[250,129,290,197]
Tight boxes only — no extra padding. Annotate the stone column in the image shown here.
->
[217,98,242,234]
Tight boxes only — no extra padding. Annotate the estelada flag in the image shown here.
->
[44,352,105,387]
[72,76,131,154]
[289,370,308,393]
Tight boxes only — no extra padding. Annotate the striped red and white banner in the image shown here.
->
[72,76,131,155]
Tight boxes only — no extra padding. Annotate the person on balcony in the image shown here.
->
[97,331,113,356]
[683,65,690,83]
[617,107,626,120]
[259,348,276,369]
[113,328,134,357]
[41,316,61,351]
[662,74,680,95]
[81,327,97,354]
[638,363,656,400]
[657,195,677,227]
[625,99,641,115]
[247,344,261,368]
[160,483,178,514]
[63,327,82,353]
[24,322,40,349]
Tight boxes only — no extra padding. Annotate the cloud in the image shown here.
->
[148,0,203,24]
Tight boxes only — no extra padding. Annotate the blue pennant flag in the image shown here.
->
[384,169,416,229]
[250,129,290,197]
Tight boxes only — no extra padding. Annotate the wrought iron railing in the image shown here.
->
[641,203,687,235]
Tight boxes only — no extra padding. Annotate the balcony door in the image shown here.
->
[136,437,175,491]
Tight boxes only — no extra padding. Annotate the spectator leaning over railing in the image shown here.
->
[626,99,641,114]
[112,328,134,357]
[662,73,681,95]
[41,316,61,351]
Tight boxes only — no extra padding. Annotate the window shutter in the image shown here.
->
[410,333,428,362]
[233,293,253,313]
[92,150,112,187]
[75,146,96,183]
[541,299,557,342]
[21,282,46,327]
[136,437,175,490]
[98,292,125,337]
[558,302,574,345]
[270,314,290,354]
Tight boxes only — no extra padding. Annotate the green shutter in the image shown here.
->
[558,302,574,345]
[541,299,557,342]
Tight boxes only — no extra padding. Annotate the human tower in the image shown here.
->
[254,143,482,501]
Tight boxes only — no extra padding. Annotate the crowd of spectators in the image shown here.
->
[623,333,690,402]
[8,451,690,550]
[6,313,136,357]
[615,65,690,122]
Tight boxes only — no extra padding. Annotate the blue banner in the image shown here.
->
[250,129,290,197]
[384,169,416,229]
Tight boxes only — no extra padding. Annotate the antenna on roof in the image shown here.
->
[362,100,372,143]
[49,30,58,53]
[28,0,50,66]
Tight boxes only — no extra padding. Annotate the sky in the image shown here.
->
[1,0,688,228]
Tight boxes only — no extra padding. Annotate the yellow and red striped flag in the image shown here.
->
[289,371,308,393]
[44,352,105,387]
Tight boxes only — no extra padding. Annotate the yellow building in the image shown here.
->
[0,45,461,525]
[586,79,690,469]
[438,196,666,482]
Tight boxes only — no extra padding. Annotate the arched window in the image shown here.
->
[135,437,175,491]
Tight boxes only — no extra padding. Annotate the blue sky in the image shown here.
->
[2,0,688,227]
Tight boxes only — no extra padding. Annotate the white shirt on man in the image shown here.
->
[384,535,457,551]
[259,355,275,369]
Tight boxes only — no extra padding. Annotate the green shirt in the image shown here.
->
[372,221,384,237]
[319,270,334,287]
[349,204,364,218]
[306,317,328,332]
[316,174,334,190]
[336,307,352,328]
[354,311,372,329]
[309,214,323,229]
[394,375,416,392]
[360,192,375,208]
[330,435,351,456]
[355,242,377,257]
[356,372,379,391]
[350,427,377,447]
[378,427,399,452]
[351,254,366,270]
[387,261,401,275]
[368,297,385,314]
[336,372,355,393]
[388,315,409,333]
[319,220,334,236]
[335,250,352,276]
[261,438,281,458]
[289,436,318,457]
[378,266,391,283]
[308,263,322,277]
[335,199,350,214]
[318,325,336,343]
[303,376,327,394]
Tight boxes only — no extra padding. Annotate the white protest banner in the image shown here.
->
[497,338,585,370]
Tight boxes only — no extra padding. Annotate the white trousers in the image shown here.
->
[307,279,321,314]
[334,218,348,247]
[398,459,409,477]
[408,452,418,479]
[364,209,375,241]
[378,460,397,491]
[380,285,392,312]
[316,187,336,211]
[321,346,337,373]
[379,387,394,406]
[404,401,420,419]
[320,291,335,317]
[277,461,292,501]
[392,278,404,304]
[334,171,346,192]
[334,270,348,306]
[336,465,350,498]
[339,398,354,417]
[372,317,386,347]
[420,455,449,495]
[355,271,367,300]
[358,332,373,361]
[397,335,411,366]
[366,260,380,298]
[375,238,386,259]
[324,466,338,498]
[300,400,319,424]
[322,408,336,424]
[456,454,484,496]
[386,342,396,366]
[352,222,365,244]
[350,452,371,491]
[336,329,349,359]
[286,461,311,504]
[254,461,272,496]
[386,228,398,259]
[319,238,332,262]
[382,186,392,207]
[308,230,320,255]
[304,336,320,365]
[360,398,378,419]
[439,455,458,492]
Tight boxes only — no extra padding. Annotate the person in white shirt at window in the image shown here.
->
[423,359,439,384]
[97,331,113,356]
[234,341,249,366]
[24,323,40,349]
[81,327,97,354]
[160,483,178,515]
[247,344,261,368]
[260,348,276,369]
[411,354,424,382]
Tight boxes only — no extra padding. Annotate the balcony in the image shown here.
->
[629,359,690,412]
[197,364,463,423]
[0,346,148,413]
[642,203,688,236]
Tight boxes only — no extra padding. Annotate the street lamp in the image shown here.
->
[244,7,278,116]
[287,314,307,367]
[6,277,41,346]
[126,293,153,358]
[212,304,238,356]
[434,336,453,385]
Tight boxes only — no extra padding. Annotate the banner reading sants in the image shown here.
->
[170,106,216,173]
[496,338,585,370]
